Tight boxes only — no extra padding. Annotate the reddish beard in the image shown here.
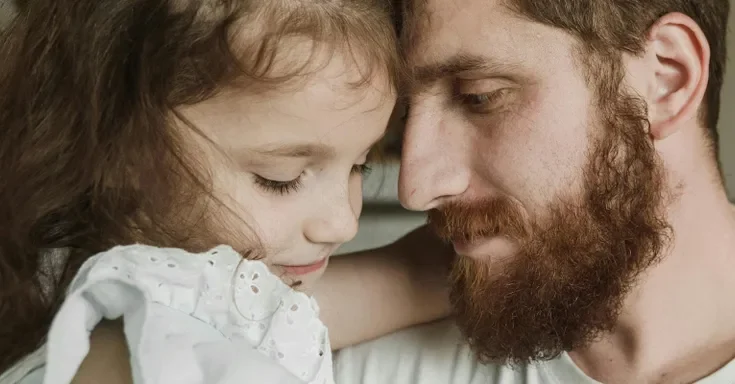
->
[427,96,671,365]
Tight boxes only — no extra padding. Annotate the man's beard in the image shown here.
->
[428,93,672,366]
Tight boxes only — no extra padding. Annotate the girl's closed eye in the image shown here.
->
[254,163,372,196]
[253,172,305,195]
[352,163,372,177]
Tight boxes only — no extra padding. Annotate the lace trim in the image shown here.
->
[71,244,333,383]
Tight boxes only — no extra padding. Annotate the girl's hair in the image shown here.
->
[0,0,401,370]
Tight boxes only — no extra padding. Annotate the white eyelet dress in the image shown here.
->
[2,244,334,384]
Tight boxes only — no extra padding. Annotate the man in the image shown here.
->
[335,0,735,383]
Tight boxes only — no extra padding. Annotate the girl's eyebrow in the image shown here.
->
[240,129,387,164]
[250,143,336,159]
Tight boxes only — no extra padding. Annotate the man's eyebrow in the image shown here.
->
[411,53,517,88]
[251,143,336,158]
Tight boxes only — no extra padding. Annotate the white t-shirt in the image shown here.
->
[334,319,735,384]
[0,244,334,384]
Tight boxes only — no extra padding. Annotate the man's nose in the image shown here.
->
[398,103,471,211]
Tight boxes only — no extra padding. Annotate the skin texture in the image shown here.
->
[399,0,735,383]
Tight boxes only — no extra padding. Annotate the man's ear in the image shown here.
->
[642,12,709,141]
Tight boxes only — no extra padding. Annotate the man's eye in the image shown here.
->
[464,93,493,105]
[459,89,507,113]
[253,174,303,195]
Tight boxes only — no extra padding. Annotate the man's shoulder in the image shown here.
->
[333,319,549,384]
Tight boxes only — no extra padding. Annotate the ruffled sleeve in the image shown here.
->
[41,244,334,384]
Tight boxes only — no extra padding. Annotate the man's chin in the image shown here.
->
[453,235,519,262]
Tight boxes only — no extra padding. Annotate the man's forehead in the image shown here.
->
[403,0,571,88]
[403,0,525,67]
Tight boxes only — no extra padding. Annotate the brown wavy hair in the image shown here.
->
[0,0,400,371]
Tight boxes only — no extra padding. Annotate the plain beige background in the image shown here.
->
[0,2,732,197]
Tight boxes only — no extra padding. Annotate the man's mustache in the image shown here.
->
[427,197,529,244]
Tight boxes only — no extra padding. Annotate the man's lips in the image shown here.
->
[450,234,488,249]
[452,235,519,260]
[452,238,482,255]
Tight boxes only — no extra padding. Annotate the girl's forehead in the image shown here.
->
[181,54,395,159]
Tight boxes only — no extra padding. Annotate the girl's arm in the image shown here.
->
[314,225,454,350]
[70,320,132,384]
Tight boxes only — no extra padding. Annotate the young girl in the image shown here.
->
[0,1,451,383]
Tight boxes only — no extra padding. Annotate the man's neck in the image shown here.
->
[570,185,735,384]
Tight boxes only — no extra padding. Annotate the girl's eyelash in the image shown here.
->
[253,175,303,195]
[254,164,372,196]
[352,163,372,176]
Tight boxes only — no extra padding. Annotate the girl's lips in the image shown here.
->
[278,257,328,276]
